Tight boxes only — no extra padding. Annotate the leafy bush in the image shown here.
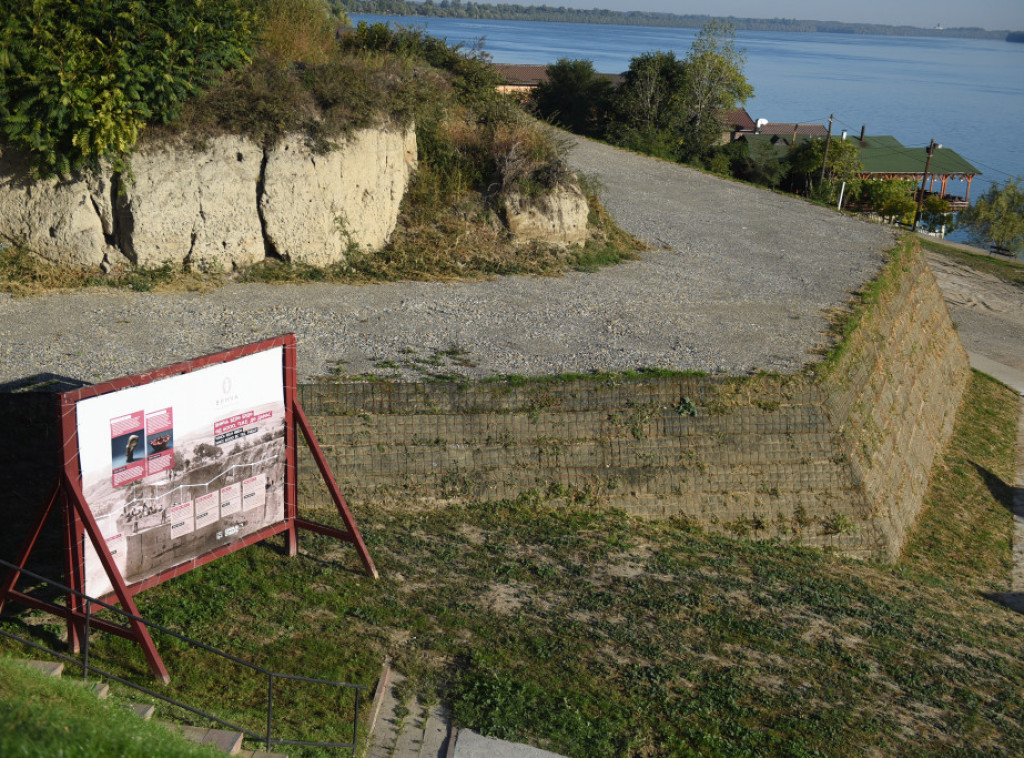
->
[859,178,917,224]
[341,21,502,107]
[259,0,348,65]
[786,136,863,200]
[0,0,261,176]
[157,50,427,150]
[920,194,953,232]
[340,22,568,206]
[532,58,614,137]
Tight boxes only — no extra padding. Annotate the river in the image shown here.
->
[352,14,1024,221]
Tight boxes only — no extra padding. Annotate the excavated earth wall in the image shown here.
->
[0,127,418,270]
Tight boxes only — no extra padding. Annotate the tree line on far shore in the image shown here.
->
[332,0,1008,38]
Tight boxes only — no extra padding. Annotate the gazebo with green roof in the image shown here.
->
[854,135,981,209]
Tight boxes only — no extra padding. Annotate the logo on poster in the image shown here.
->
[217,376,239,407]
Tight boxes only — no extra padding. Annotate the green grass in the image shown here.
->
[918,236,1024,289]
[0,656,222,757]
[1,372,1020,756]
[900,370,1019,591]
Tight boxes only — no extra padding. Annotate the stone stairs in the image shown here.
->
[367,668,455,758]
[15,659,287,757]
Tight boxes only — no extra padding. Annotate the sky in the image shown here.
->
[504,1,1024,32]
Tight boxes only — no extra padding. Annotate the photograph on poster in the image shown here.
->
[76,348,287,597]
[144,407,175,477]
[110,411,146,487]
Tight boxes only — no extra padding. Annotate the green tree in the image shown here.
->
[958,177,1024,255]
[920,194,953,233]
[786,136,863,201]
[0,0,260,176]
[532,58,613,138]
[734,139,788,188]
[609,50,687,159]
[860,178,917,224]
[679,21,753,163]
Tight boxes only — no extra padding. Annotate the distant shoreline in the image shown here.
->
[341,3,1012,41]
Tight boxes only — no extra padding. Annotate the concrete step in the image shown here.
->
[15,659,108,698]
[71,679,109,699]
[162,722,245,755]
[129,703,156,720]
[236,750,289,758]
[367,670,453,758]
[16,659,64,678]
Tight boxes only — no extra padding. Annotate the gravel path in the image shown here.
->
[0,135,895,388]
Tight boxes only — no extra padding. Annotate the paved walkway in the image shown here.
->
[453,730,566,758]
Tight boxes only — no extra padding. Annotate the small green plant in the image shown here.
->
[793,505,813,528]
[675,396,698,416]
[821,511,856,536]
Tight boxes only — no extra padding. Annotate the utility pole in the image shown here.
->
[914,139,939,229]
[818,113,834,189]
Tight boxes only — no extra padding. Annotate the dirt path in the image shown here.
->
[925,251,1024,385]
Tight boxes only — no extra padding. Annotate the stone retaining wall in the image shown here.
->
[298,243,969,560]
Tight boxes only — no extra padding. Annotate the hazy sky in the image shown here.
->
[504,1,1024,31]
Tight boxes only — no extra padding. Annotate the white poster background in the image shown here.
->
[76,347,286,597]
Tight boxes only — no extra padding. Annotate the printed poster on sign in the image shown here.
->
[145,407,174,477]
[76,348,287,598]
[110,411,146,487]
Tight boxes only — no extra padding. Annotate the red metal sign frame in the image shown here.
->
[0,334,376,682]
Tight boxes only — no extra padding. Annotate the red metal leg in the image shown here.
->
[0,480,61,616]
[293,400,378,579]
[63,471,170,683]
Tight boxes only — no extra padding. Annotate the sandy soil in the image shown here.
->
[925,252,1024,373]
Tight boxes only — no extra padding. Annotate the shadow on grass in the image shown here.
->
[971,461,1016,514]
[984,591,1024,614]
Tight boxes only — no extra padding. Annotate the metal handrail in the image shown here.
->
[0,557,369,753]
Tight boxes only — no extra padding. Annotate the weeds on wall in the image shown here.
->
[0,243,220,296]
[813,235,915,379]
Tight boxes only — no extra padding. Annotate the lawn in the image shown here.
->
[1,371,1021,756]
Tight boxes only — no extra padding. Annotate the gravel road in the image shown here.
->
[0,135,896,388]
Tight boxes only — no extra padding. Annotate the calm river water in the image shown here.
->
[353,14,1024,211]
